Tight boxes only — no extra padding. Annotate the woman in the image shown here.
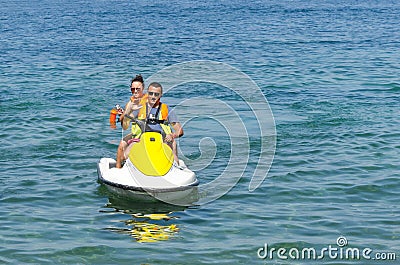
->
[116,74,147,168]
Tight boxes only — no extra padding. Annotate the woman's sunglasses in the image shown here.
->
[131,87,142,93]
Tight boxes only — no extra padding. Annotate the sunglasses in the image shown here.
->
[131,87,142,92]
[148,91,160,97]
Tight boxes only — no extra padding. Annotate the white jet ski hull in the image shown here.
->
[97,158,199,203]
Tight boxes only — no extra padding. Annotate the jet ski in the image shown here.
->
[97,118,199,204]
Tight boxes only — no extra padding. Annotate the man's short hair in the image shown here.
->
[148,82,163,93]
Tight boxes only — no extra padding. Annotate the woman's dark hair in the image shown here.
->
[130,74,144,85]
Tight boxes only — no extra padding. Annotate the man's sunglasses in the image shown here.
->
[148,92,160,97]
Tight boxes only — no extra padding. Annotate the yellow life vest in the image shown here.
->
[139,94,148,105]
[131,102,172,138]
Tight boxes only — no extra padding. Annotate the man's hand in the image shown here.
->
[165,133,175,143]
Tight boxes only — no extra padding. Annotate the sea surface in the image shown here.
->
[1,0,399,264]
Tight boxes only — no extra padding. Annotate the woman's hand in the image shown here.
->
[125,101,142,115]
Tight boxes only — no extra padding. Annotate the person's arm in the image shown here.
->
[164,122,183,143]
[171,122,184,138]
[119,101,130,129]
[120,97,142,130]
[165,108,183,141]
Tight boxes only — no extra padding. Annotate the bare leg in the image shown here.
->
[172,140,179,165]
[124,142,135,159]
[116,140,127,168]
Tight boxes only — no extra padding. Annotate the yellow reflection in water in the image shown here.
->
[101,195,190,243]
[126,213,179,243]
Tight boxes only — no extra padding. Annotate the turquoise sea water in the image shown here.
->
[1,0,399,264]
